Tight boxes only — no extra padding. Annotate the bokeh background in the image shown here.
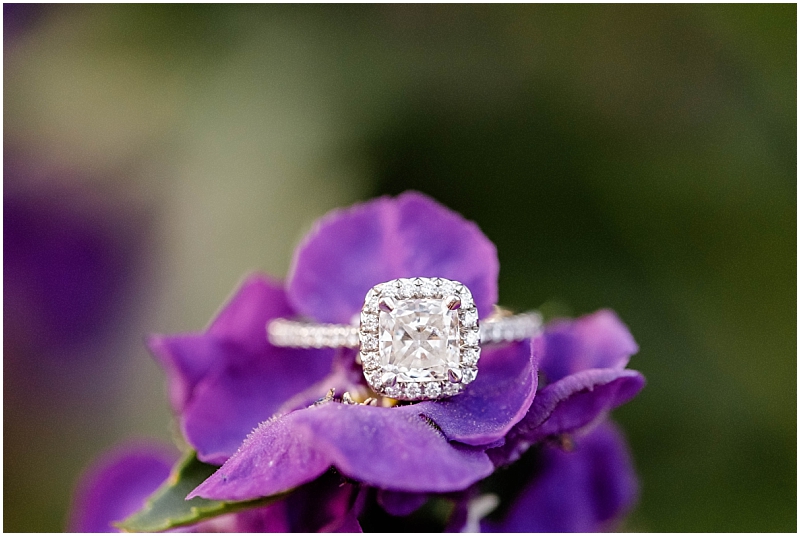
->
[4,4,795,532]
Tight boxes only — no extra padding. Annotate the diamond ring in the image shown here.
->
[268,277,542,401]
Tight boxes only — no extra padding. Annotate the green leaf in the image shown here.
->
[116,451,290,532]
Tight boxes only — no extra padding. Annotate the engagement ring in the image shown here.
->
[268,277,541,401]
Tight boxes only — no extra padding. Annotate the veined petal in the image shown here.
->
[149,274,335,464]
[287,192,499,323]
[403,339,538,446]
[540,309,639,381]
[189,404,495,502]
[483,421,639,532]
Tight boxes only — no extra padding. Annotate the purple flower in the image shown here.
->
[152,192,527,498]
[73,191,645,531]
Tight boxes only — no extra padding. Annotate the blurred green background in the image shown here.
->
[4,5,795,532]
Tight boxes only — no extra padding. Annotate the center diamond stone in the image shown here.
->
[379,298,460,382]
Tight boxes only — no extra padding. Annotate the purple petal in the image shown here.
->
[377,490,429,517]
[525,369,645,441]
[287,192,499,323]
[149,275,335,464]
[69,442,177,532]
[489,368,645,466]
[189,404,494,501]
[484,421,639,532]
[225,502,291,532]
[540,309,639,381]
[230,470,362,533]
[401,339,537,446]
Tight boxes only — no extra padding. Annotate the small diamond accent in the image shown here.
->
[462,367,477,384]
[399,279,417,298]
[404,382,422,399]
[460,308,478,328]
[384,384,401,398]
[368,371,382,387]
[361,352,379,370]
[457,284,472,301]
[439,279,456,298]
[442,382,461,396]
[424,382,442,398]
[381,283,398,299]
[462,347,480,366]
[464,329,480,346]
[420,279,437,297]
[362,333,378,351]
[364,291,379,313]
[361,312,378,331]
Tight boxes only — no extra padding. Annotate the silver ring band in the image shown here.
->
[268,311,543,349]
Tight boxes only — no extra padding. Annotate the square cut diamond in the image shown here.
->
[360,277,479,400]
[379,298,460,382]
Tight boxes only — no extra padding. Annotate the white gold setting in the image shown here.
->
[267,278,543,402]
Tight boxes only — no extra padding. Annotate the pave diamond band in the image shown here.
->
[268,277,542,402]
[268,320,361,349]
[267,312,542,349]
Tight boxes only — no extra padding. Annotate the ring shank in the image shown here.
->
[268,312,543,349]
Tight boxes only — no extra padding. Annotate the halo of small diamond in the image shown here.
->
[442,381,462,397]
[403,382,422,399]
[424,382,442,398]
[361,351,380,371]
[462,347,480,367]
[463,328,480,346]
[462,367,478,384]
[420,279,437,297]
[460,307,478,328]
[361,333,378,352]
[360,277,481,401]
[438,279,457,299]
